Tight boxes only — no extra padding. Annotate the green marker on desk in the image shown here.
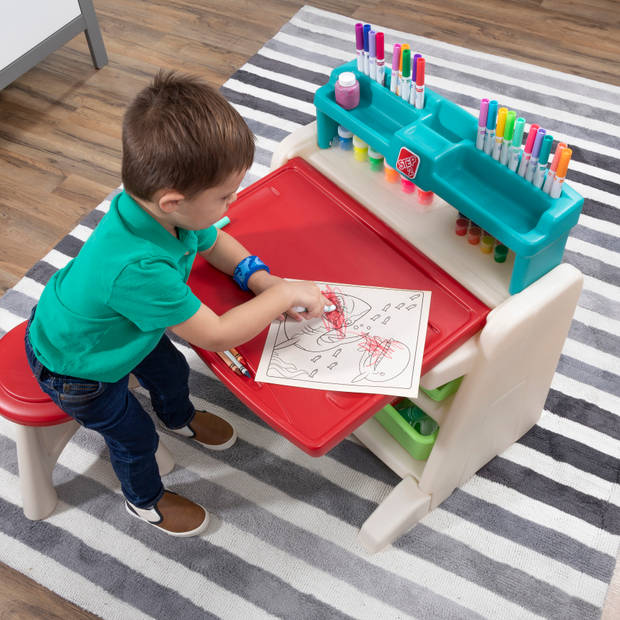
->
[214,216,230,229]
[500,110,516,166]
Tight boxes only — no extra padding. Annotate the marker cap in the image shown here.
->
[363,24,371,52]
[391,44,401,71]
[538,134,554,165]
[376,32,384,59]
[556,147,572,177]
[496,107,508,138]
[355,23,363,50]
[504,110,516,140]
[532,128,546,158]
[401,48,411,78]
[478,98,489,127]
[523,124,540,153]
[369,30,376,57]
[399,44,410,71]
[412,53,422,81]
[512,118,525,146]
[486,100,498,130]
[549,142,567,171]
[415,57,425,85]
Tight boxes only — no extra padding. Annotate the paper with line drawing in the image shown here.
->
[255,282,431,398]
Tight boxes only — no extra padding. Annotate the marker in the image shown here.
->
[500,110,516,165]
[363,24,371,75]
[398,43,410,94]
[476,99,489,150]
[214,216,230,229]
[508,117,525,171]
[483,100,498,155]
[292,304,337,314]
[526,127,546,182]
[414,56,425,109]
[532,134,554,189]
[492,107,507,160]
[369,30,377,80]
[355,23,364,72]
[517,123,540,177]
[390,44,401,93]
[409,53,422,105]
[375,32,385,85]
[543,142,567,194]
[216,351,245,377]
[400,48,412,102]
[549,148,572,199]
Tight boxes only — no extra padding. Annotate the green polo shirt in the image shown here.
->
[28,190,218,382]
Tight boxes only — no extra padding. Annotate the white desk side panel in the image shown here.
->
[0,1,81,69]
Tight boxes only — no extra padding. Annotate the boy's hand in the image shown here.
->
[247,272,288,320]
[284,280,331,322]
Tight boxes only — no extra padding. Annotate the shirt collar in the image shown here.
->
[116,191,196,259]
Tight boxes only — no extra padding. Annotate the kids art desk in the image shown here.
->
[188,63,584,552]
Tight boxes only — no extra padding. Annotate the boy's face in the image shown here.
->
[173,169,246,230]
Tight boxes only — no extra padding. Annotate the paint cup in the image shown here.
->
[494,244,509,263]
[416,188,434,206]
[368,148,384,171]
[480,233,494,254]
[334,72,360,110]
[384,161,399,183]
[455,216,469,236]
[352,135,368,162]
[337,126,353,150]
[468,225,482,245]
[400,177,416,193]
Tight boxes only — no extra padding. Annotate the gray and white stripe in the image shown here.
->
[0,5,618,619]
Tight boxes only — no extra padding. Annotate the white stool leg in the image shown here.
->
[155,437,174,476]
[15,420,80,520]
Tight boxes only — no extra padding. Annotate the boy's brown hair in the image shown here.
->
[122,70,255,201]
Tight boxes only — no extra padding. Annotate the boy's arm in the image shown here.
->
[199,229,301,316]
[171,279,328,351]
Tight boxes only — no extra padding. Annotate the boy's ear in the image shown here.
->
[158,190,185,214]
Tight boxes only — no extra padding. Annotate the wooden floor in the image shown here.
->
[0,0,618,617]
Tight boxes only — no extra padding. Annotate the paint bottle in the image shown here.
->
[400,177,416,193]
[368,148,384,171]
[416,188,434,206]
[352,135,368,162]
[468,224,482,245]
[455,215,469,236]
[337,126,353,150]
[480,233,494,254]
[334,72,360,110]
[494,244,509,263]
[384,161,399,183]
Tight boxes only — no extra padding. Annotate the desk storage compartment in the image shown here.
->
[374,401,439,460]
[420,376,463,401]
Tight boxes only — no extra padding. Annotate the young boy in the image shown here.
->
[25,71,328,537]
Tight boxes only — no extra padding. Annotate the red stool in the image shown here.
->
[0,321,174,520]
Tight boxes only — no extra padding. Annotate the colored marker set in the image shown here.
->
[477,98,573,199]
[454,213,509,263]
[355,23,426,110]
[335,124,435,207]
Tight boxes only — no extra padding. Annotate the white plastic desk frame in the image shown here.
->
[272,123,583,553]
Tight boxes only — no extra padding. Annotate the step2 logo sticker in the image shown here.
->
[396,147,420,180]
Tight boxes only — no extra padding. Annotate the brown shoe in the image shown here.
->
[125,490,209,537]
[166,410,237,450]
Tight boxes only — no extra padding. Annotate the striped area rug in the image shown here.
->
[1,5,618,619]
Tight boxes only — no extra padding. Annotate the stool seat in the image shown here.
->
[0,321,71,427]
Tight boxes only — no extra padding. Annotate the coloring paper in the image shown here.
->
[255,282,431,397]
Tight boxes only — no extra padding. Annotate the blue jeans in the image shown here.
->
[24,307,195,508]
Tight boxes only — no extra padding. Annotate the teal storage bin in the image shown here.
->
[314,61,584,294]
[374,401,439,460]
